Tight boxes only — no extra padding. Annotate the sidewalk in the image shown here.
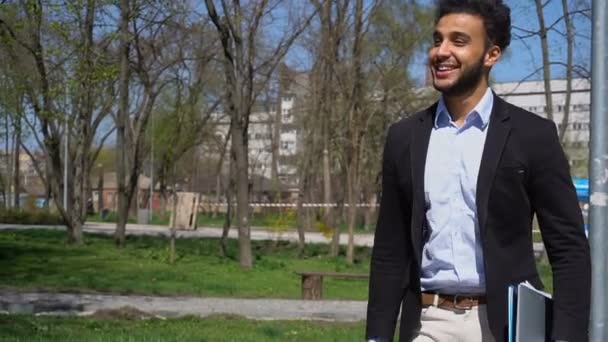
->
[0,222,375,247]
[0,291,367,322]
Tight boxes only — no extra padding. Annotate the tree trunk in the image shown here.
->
[317,0,340,257]
[534,0,554,122]
[345,0,364,265]
[214,130,230,218]
[203,0,312,268]
[295,190,307,255]
[97,171,104,213]
[12,119,20,208]
[115,0,130,247]
[559,0,573,142]
[214,174,222,218]
[232,122,252,269]
[325,146,338,255]
[5,114,12,209]
[66,218,84,245]
[220,159,235,258]
[295,154,311,255]
[70,139,86,245]
[44,164,51,210]
[271,97,281,202]
[346,166,359,264]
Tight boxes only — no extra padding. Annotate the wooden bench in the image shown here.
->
[295,271,369,300]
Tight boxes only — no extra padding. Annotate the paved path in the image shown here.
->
[0,224,545,321]
[0,222,545,253]
[0,291,367,322]
[0,222,375,247]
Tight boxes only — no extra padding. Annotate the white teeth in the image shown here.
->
[437,65,456,71]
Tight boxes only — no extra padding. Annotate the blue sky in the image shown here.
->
[410,0,592,84]
[2,0,593,153]
[493,0,590,83]
[286,0,592,85]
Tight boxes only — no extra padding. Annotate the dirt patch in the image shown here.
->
[89,306,159,320]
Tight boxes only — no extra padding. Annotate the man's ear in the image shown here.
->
[484,45,502,68]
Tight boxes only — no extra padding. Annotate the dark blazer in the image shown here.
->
[365,93,591,342]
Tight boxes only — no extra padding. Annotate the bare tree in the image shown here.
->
[203,0,316,268]
[534,0,554,123]
[558,0,574,142]
[511,0,590,176]
[344,0,365,264]
[309,0,349,257]
[0,0,116,244]
[149,53,220,218]
[114,0,192,246]
[298,0,432,260]
[115,0,131,246]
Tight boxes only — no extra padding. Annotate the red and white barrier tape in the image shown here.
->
[200,203,379,208]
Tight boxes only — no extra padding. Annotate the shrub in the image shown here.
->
[87,211,137,224]
[0,209,66,225]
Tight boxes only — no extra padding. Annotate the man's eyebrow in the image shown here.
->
[450,31,471,40]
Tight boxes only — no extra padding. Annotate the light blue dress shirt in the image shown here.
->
[420,88,494,295]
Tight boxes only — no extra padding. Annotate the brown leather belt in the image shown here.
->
[421,292,487,310]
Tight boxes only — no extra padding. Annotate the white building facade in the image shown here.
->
[493,78,590,175]
[210,92,300,186]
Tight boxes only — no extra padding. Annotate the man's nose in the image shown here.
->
[435,41,451,57]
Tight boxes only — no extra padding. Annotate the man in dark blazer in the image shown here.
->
[366,1,591,341]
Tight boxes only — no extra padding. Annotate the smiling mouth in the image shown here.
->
[434,64,459,78]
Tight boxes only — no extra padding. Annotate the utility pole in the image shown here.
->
[589,0,608,340]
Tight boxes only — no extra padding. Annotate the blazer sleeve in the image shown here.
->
[366,123,411,340]
[528,122,591,342]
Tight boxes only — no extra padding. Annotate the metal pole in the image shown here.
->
[589,0,608,340]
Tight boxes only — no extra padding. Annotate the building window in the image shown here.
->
[572,104,590,112]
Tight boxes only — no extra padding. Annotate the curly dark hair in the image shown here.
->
[435,0,511,51]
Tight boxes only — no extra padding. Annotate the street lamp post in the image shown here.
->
[589,0,608,340]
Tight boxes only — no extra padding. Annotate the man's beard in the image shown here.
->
[434,55,485,97]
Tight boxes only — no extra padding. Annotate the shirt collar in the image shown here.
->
[434,88,494,129]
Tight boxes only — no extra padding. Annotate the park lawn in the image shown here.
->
[0,314,366,342]
[0,229,370,300]
[0,229,554,299]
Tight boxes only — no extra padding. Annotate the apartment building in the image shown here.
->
[493,78,590,175]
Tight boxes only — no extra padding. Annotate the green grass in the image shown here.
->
[0,229,370,300]
[533,231,542,243]
[536,257,553,293]
[0,314,365,341]
[0,228,553,299]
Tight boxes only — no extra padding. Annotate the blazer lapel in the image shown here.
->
[410,104,436,264]
[476,94,511,236]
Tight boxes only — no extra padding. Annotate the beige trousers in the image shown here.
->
[412,305,495,342]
